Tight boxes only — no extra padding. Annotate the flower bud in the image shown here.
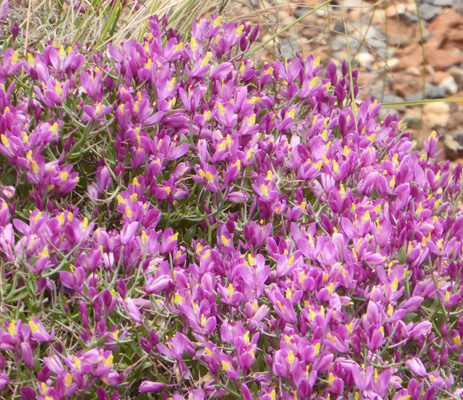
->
[96,166,112,191]
[117,279,127,299]
[139,381,166,393]
[11,23,19,39]
[20,386,36,400]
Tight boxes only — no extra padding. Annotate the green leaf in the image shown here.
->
[402,312,419,324]
[96,334,109,346]
[184,225,197,245]
[398,243,407,264]
[6,285,28,303]
[382,97,463,108]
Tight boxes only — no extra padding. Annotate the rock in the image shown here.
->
[294,7,310,18]
[333,20,345,34]
[357,72,380,89]
[425,48,463,70]
[455,0,463,13]
[382,94,405,104]
[427,9,463,31]
[268,14,278,24]
[426,65,436,76]
[386,3,407,17]
[406,85,446,101]
[349,9,364,20]
[278,37,299,59]
[392,74,425,98]
[432,0,455,6]
[385,16,419,48]
[403,87,423,102]
[401,13,419,25]
[403,114,422,130]
[439,76,459,94]
[370,91,404,104]
[407,66,425,76]
[405,3,418,12]
[333,51,348,63]
[444,132,463,160]
[388,32,414,48]
[374,48,391,61]
[433,71,451,85]
[426,85,447,98]
[423,102,450,127]
[448,66,463,88]
[330,38,345,51]
[341,0,364,8]
[303,27,320,39]
[386,58,400,70]
[352,21,383,41]
[447,28,463,41]
[372,9,387,23]
[367,38,387,50]
[446,103,463,131]
[405,92,425,102]
[278,10,293,26]
[357,52,375,68]
[378,58,399,71]
[419,4,442,21]
[347,37,360,50]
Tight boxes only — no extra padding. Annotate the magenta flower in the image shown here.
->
[80,69,102,98]
[121,297,142,324]
[139,381,166,393]
[28,318,54,342]
[406,357,427,377]
[0,11,461,400]
[37,79,71,106]
[0,49,23,84]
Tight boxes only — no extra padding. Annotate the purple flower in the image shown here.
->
[139,381,166,393]
[11,22,18,39]
[406,357,427,377]
[28,318,53,342]
[121,297,142,324]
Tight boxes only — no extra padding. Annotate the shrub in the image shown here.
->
[0,13,462,400]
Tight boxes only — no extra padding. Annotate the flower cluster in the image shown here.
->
[0,12,462,400]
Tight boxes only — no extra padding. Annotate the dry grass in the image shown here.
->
[1,0,228,51]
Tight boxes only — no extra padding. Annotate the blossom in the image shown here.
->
[0,11,461,400]
[139,381,166,393]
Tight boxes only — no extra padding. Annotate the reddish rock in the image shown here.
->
[396,44,423,69]
[390,73,424,98]
[427,10,463,33]
[447,29,463,43]
[407,66,425,76]
[423,102,450,127]
[425,48,463,71]
[433,71,452,85]
[356,71,379,87]
[378,16,417,48]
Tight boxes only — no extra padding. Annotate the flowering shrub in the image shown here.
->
[0,13,462,400]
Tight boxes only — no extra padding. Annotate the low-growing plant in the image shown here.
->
[0,11,462,400]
